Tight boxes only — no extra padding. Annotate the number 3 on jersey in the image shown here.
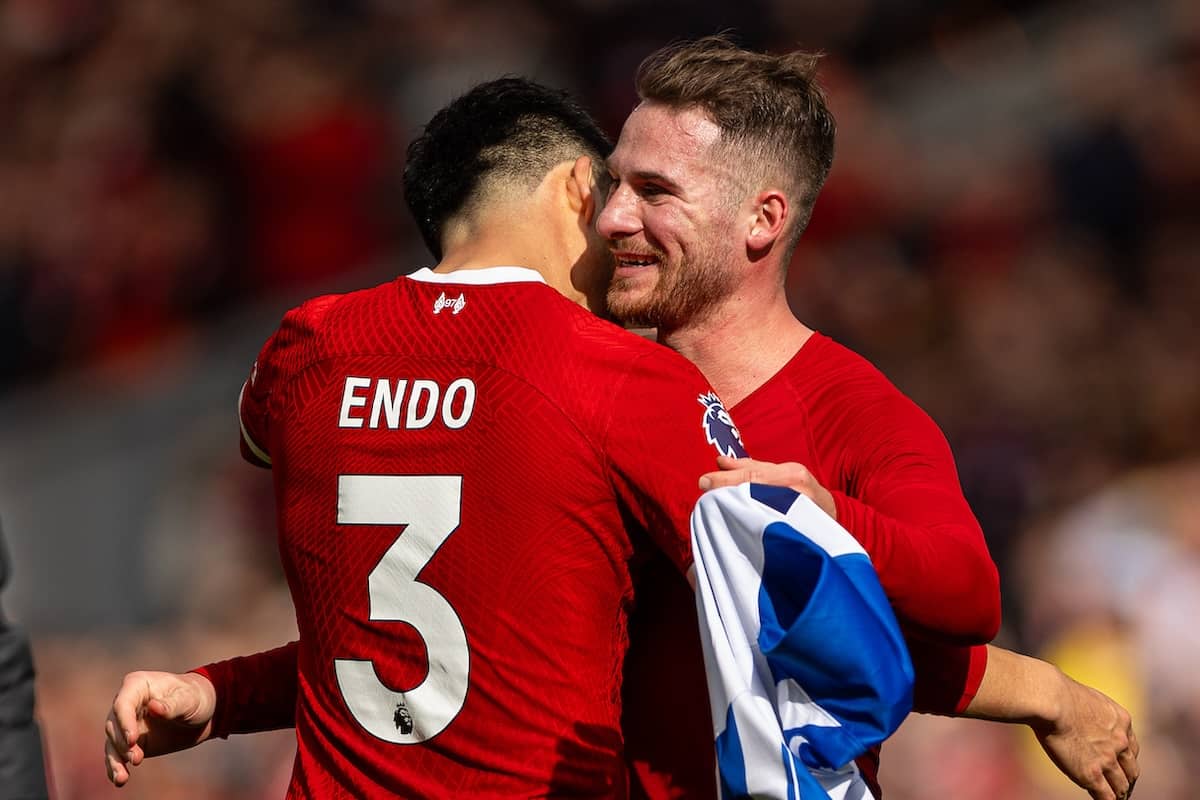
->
[334,475,469,743]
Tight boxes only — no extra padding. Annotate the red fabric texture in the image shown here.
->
[908,635,990,715]
[624,332,999,800]
[193,643,298,738]
[205,270,741,797]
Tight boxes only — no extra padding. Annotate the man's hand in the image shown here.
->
[699,456,837,520]
[1033,671,1140,800]
[104,670,217,787]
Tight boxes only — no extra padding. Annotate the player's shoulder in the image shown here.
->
[579,320,709,394]
[254,282,398,384]
[277,279,405,343]
[528,299,717,418]
[292,279,402,327]
[798,333,910,402]
[799,333,947,443]
[552,305,694,370]
[279,292,347,335]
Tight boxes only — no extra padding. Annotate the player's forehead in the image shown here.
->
[609,102,724,186]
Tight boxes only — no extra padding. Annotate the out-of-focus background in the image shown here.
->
[0,0,1195,797]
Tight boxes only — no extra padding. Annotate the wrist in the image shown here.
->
[182,671,218,741]
[1026,659,1068,733]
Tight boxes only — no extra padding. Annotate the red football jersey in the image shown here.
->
[623,332,999,800]
[229,266,744,798]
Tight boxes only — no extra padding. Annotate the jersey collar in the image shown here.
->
[406,266,546,286]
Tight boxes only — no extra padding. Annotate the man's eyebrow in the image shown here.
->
[626,169,680,189]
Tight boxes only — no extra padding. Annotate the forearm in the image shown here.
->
[191,641,299,738]
[959,645,1063,726]
[958,645,1140,798]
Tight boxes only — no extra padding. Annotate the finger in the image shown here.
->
[107,714,144,767]
[1126,777,1137,799]
[1075,759,1114,800]
[1118,748,1137,786]
[107,705,140,760]
[112,679,148,750]
[107,710,131,755]
[1118,747,1139,784]
[699,470,753,490]
[105,716,125,752]
[105,739,129,787]
[1127,726,1140,759]
[715,455,754,470]
[1103,759,1130,800]
[105,752,125,786]
[147,695,174,720]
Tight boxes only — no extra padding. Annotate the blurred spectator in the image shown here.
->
[0,0,395,391]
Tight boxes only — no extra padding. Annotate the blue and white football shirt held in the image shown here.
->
[690,483,914,800]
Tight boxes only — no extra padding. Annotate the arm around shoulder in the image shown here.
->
[961,645,1139,800]
[831,389,1001,642]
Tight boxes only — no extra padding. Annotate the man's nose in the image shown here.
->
[596,184,640,239]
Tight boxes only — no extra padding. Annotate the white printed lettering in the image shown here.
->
[406,380,439,429]
[339,377,372,428]
[341,377,476,430]
[442,379,476,429]
[369,379,407,429]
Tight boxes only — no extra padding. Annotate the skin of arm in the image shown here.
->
[959,645,1139,800]
[104,670,217,787]
[107,458,1137,800]
[104,642,299,787]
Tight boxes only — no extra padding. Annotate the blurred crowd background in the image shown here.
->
[0,0,1196,797]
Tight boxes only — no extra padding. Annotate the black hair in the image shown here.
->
[403,77,613,260]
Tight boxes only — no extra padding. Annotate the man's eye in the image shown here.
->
[641,184,667,198]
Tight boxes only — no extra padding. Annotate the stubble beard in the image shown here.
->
[606,241,736,331]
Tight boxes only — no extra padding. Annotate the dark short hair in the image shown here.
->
[403,77,613,260]
[636,35,836,252]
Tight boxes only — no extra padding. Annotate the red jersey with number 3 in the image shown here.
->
[236,266,744,799]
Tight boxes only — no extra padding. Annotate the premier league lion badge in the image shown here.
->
[698,392,746,457]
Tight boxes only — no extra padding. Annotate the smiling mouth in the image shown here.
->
[613,252,660,268]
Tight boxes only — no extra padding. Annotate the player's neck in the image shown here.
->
[660,291,812,408]
[435,221,579,299]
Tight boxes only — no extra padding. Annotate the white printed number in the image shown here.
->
[334,475,469,743]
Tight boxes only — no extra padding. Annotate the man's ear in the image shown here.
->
[566,155,596,219]
[747,189,788,254]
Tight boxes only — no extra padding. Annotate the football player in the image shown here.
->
[600,35,1138,800]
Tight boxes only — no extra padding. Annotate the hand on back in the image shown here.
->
[1034,671,1139,800]
[104,670,217,787]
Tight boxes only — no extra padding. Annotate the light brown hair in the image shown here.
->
[636,35,836,251]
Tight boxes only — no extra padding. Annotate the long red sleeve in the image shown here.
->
[907,636,989,715]
[191,641,299,738]
[720,332,1000,753]
[821,356,1001,642]
[734,334,1001,644]
[833,487,1000,643]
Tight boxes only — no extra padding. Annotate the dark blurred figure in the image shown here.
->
[0,520,50,800]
